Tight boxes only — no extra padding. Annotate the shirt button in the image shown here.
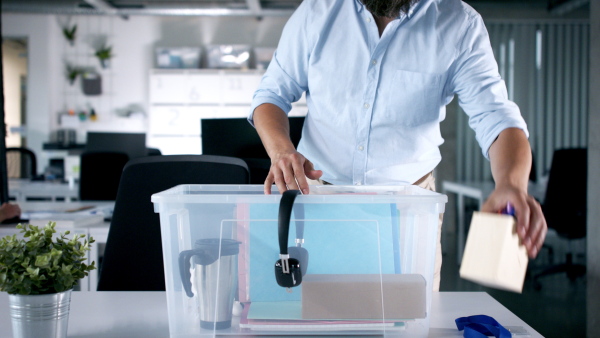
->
[371,60,377,65]
[366,17,371,23]
[358,145,364,151]
[363,103,370,109]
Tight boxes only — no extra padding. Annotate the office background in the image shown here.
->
[2,0,599,336]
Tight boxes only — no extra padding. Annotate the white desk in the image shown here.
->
[0,291,543,337]
[0,201,113,291]
[442,180,546,265]
[8,178,79,202]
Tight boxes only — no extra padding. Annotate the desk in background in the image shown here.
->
[0,201,113,291]
[8,178,79,202]
[0,291,543,337]
[442,180,546,265]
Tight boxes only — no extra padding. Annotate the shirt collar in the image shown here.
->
[354,0,422,20]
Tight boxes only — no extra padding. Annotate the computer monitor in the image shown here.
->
[200,117,304,159]
[85,132,147,160]
[201,117,305,184]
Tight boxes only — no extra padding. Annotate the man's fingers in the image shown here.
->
[525,197,546,258]
[293,160,310,194]
[283,169,300,191]
[304,159,323,181]
[513,198,531,240]
[263,151,320,195]
[270,153,302,193]
[264,172,275,195]
[271,163,289,194]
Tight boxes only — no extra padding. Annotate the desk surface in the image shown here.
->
[0,201,113,228]
[442,180,547,202]
[8,178,79,202]
[0,292,542,337]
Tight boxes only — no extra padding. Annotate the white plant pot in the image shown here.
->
[8,289,72,338]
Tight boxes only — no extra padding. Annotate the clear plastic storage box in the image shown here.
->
[151,184,446,337]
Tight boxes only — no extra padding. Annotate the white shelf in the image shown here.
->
[148,69,307,155]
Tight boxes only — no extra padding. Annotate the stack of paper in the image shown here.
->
[239,301,406,332]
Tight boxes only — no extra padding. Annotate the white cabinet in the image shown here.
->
[149,106,220,136]
[150,73,190,104]
[221,73,263,104]
[148,69,307,155]
[187,73,222,104]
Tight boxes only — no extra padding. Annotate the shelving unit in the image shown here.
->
[147,69,307,155]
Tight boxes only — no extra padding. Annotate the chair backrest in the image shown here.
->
[542,148,587,239]
[6,147,37,179]
[79,151,129,201]
[97,155,250,291]
[146,147,162,156]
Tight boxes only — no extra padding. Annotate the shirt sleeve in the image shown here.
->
[248,0,311,127]
[449,11,529,159]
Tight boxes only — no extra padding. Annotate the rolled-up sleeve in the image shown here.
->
[449,12,529,159]
[248,0,311,127]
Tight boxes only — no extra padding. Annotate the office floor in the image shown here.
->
[439,226,587,338]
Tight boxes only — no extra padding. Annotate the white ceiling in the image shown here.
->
[0,0,587,17]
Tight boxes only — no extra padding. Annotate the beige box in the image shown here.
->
[459,212,528,293]
[301,274,426,320]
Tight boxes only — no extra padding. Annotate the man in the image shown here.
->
[248,0,547,290]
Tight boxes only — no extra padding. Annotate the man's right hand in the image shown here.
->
[264,150,323,195]
[253,103,323,195]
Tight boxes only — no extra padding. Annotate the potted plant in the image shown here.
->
[0,222,95,338]
[65,63,81,86]
[94,44,114,69]
[62,24,77,46]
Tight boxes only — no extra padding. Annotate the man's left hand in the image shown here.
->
[481,185,547,258]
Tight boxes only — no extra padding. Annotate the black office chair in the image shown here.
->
[79,151,130,201]
[146,147,162,156]
[97,155,250,291]
[242,157,272,184]
[533,148,587,289]
[6,147,37,179]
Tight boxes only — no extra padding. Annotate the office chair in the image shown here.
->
[97,155,250,291]
[146,147,162,156]
[533,148,587,289]
[243,158,271,184]
[6,147,37,179]
[79,151,129,201]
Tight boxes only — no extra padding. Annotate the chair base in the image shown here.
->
[532,253,586,290]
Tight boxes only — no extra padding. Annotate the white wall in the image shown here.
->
[1,13,290,172]
[2,15,55,169]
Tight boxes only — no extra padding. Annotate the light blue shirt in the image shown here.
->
[249,0,528,185]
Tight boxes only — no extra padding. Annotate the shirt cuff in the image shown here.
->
[477,116,529,160]
[248,94,293,127]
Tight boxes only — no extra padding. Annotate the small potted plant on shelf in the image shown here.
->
[0,222,96,338]
[94,44,114,69]
[62,24,77,46]
[65,63,81,86]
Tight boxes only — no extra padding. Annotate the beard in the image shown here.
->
[360,0,417,18]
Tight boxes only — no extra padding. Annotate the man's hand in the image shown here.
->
[482,185,547,258]
[265,150,323,195]
[0,203,21,222]
[486,128,547,258]
[253,103,323,195]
